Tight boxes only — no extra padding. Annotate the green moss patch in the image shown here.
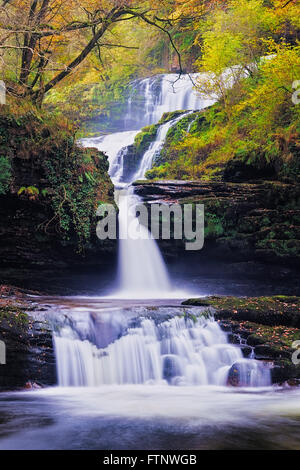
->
[183,296,300,328]
[134,125,158,156]
[0,303,28,330]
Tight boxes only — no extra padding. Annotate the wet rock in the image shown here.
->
[227,364,240,387]
[133,180,300,275]
[241,346,252,358]
[0,306,56,390]
[247,334,266,346]
[254,344,284,359]
[24,381,42,390]
[162,355,182,383]
[219,322,232,332]
[228,333,241,344]
[271,361,300,384]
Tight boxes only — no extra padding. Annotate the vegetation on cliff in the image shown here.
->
[0,101,114,253]
[146,0,300,182]
[0,0,299,262]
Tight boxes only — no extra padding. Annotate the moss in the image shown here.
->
[145,163,170,180]
[134,124,158,156]
[158,110,188,125]
[0,304,28,330]
[204,213,225,238]
[0,105,114,252]
[0,156,11,195]
[182,295,300,328]
[256,238,300,257]
[241,321,300,353]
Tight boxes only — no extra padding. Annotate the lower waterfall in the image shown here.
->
[116,187,171,298]
[54,312,271,388]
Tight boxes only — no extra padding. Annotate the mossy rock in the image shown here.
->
[134,124,158,156]
[0,105,114,254]
[182,296,300,328]
[158,110,187,125]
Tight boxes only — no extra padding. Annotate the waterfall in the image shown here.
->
[116,187,171,298]
[54,312,271,388]
[82,129,139,180]
[123,73,214,129]
[81,73,215,298]
[131,111,192,182]
[54,76,273,393]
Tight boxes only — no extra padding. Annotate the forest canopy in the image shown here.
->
[0,0,215,104]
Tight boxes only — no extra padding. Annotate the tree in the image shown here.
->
[194,0,299,111]
[0,0,187,104]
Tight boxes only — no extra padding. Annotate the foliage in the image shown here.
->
[0,0,199,106]
[0,156,12,195]
[134,124,158,155]
[147,0,300,182]
[0,103,113,251]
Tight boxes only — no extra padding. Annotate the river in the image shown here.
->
[0,74,298,451]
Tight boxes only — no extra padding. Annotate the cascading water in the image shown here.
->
[116,187,171,298]
[59,72,272,388]
[123,73,214,130]
[114,112,194,298]
[131,111,192,182]
[53,307,271,388]
[81,74,214,298]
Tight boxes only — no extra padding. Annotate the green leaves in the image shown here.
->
[17,186,39,196]
[0,156,11,195]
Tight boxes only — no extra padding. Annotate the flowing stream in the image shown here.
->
[53,305,270,388]
[1,73,293,451]
[77,74,271,389]
[82,73,214,298]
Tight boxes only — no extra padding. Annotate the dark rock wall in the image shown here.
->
[133,180,300,280]
[0,313,56,390]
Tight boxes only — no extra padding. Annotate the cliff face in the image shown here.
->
[0,107,117,290]
[133,180,300,285]
[0,289,56,390]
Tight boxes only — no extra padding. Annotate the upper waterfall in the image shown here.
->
[82,73,215,183]
[80,73,215,299]
[124,73,214,131]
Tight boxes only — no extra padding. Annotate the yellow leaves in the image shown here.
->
[18,186,40,201]
[171,0,209,20]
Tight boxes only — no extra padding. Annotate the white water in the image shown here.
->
[81,74,214,298]
[116,187,171,298]
[82,129,139,183]
[114,112,196,298]
[3,384,300,449]
[131,111,191,182]
[124,73,214,129]
[54,312,270,387]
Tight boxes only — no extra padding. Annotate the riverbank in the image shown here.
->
[0,285,56,390]
[183,295,300,385]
